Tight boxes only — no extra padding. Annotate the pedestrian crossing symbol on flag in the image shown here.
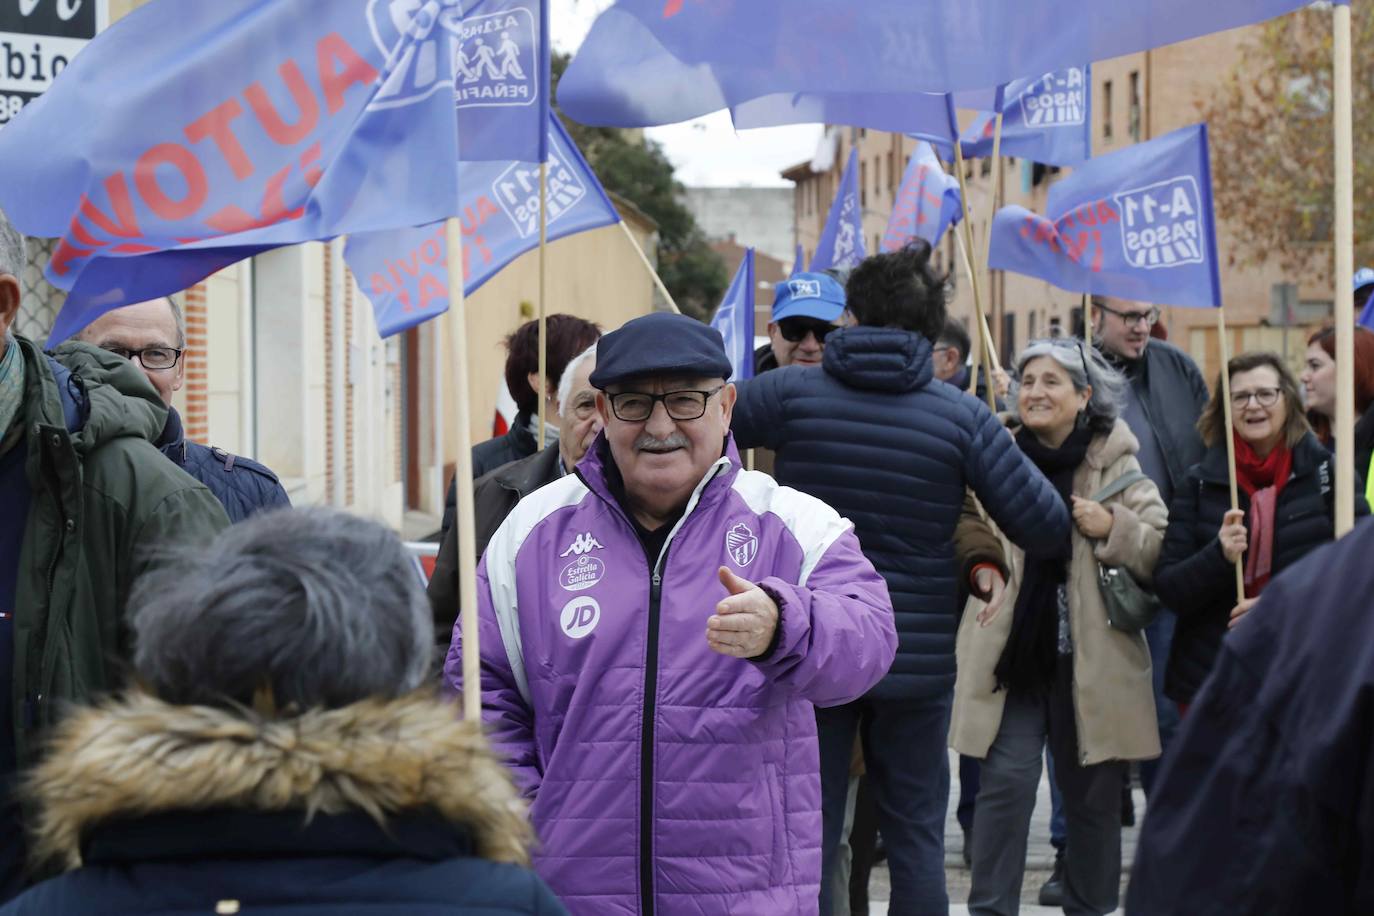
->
[454,7,540,108]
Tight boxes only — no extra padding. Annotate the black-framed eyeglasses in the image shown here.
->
[777,317,838,344]
[1097,303,1160,328]
[103,346,183,370]
[1231,387,1281,409]
[608,386,724,423]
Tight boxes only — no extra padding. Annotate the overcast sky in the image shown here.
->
[551,0,819,188]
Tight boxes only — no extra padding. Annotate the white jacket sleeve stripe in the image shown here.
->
[482,474,592,706]
[730,469,854,585]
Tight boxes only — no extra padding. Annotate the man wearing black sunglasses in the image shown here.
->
[756,271,847,372]
[79,298,289,524]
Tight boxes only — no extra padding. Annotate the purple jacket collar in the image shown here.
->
[574,432,743,525]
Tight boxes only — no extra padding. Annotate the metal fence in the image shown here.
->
[14,237,65,343]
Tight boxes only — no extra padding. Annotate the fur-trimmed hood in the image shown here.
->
[27,690,533,872]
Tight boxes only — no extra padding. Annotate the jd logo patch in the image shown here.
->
[725,522,758,568]
[560,596,600,639]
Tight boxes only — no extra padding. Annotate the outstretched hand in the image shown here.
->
[707,566,779,659]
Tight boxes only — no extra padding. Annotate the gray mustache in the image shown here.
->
[633,432,691,453]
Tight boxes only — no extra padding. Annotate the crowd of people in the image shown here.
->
[2,189,1374,916]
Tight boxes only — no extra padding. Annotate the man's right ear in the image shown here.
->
[0,274,20,340]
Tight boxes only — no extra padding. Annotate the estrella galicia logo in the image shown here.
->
[560,596,601,639]
[560,532,605,558]
[560,555,606,592]
[494,145,588,239]
[365,0,539,112]
[725,522,758,568]
[788,278,821,299]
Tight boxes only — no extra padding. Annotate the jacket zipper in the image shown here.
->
[28,433,66,729]
[631,456,731,916]
[640,562,665,916]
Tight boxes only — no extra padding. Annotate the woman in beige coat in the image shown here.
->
[951,339,1167,916]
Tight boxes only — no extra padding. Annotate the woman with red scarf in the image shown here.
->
[1155,352,1367,712]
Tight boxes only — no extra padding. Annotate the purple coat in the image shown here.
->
[445,436,896,915]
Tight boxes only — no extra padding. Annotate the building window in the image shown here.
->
[1129,71,1142,142]
[888,151,897,191]
[860,161,867,207]
[1102,79,1114,141]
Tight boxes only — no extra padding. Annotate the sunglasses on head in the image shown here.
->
[777,317,838,343]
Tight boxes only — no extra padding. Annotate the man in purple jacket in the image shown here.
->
[446,312,897,915]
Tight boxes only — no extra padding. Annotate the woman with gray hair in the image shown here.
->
[0,507,566,915]
[949,339,1167,916]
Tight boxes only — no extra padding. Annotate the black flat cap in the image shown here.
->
[589,312,733,389]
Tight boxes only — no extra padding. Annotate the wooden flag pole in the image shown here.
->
[952,141,998,410]
[1214,306,1246,604]
[444,217,481,723]
[982,112,1006,268]
[1083,293,1092,346]
[1333,0,1356,537]
[537,161,549,450]
[619,220,682,314]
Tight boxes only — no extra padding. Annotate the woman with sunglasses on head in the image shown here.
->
[952,338,1167,916]
[1155,352,1367,715]
[1300,325,1374,505]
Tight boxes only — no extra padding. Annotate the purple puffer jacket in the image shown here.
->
[444,436,896,915]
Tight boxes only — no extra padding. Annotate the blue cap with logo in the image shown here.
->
[1354,268,1374,292]
[771,272,846,323]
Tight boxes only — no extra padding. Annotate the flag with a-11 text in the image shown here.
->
[989,124,1221,308]
[346,113,620,337]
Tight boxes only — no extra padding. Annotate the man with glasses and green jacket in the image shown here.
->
[0,211,229,901]
[78,297,289,524]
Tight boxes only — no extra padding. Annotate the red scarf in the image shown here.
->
[1232,432,1293,597]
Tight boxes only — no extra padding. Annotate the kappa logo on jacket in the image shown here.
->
[560,532,605,557]
[725,522,758,568]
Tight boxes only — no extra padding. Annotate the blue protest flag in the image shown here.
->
[882,142,962,252]
[1359,299,1374,332]
[959,67,1091,166]
[443,0,551,163]
[346,114,620,337]
[811,149,866,273]
[0,0,550,342]
[989,124,1221,308]
[559,0,1310,127]
[709,248,755,382]
[733,89,976,149]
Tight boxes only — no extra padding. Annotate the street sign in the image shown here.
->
[0,0,107,126]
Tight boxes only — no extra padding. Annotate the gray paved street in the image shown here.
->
[865,751,1141,914]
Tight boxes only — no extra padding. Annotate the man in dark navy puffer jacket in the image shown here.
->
[732,243,1070,915]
